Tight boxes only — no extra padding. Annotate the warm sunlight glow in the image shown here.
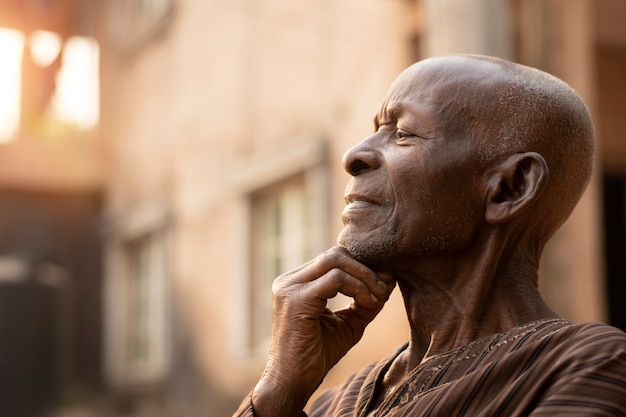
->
[51,36,100,130]
[0,28,99,142]
[28,30,62,67]
[0,28,24,143]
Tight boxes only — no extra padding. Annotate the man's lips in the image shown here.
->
[344,194,380,205]
[344,200,375,211]
[342,194,383,222]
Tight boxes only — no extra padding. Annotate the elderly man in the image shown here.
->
[235,55,626,416]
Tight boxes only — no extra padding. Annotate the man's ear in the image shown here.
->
[484,152,549,224]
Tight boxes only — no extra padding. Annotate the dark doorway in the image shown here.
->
[602,174,626,332]
[0,188,102,415]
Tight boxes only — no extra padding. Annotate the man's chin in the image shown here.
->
[337,232,396,270]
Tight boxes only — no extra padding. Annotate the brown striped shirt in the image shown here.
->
[307,319,626,416]
[234,319,626,416]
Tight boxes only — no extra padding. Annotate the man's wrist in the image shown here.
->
[252,375,311,417]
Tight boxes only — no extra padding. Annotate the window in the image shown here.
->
[125,233,168,369]
[249,174,314,350]
[231,139,329,358]
[104,204,170,387]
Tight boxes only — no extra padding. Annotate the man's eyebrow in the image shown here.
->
[387,103,403,119]
[374,103,403,129]
[373,106,387,129]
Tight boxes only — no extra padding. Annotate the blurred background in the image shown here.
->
[0,0,624,415]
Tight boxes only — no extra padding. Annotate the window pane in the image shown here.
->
[127,236,153,365]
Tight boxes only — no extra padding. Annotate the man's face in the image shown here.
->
[337,60,487,271]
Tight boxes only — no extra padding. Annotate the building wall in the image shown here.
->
[97,1,419,415]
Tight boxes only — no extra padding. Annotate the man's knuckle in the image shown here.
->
[326,267,348,285]
[321,248,345,265]
[272,275,289,294]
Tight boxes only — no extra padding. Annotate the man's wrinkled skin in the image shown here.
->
[249,55,594,417]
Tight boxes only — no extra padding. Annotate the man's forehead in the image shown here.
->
[375,61,454,122]
[376,56,508,119]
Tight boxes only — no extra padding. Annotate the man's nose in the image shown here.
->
[342,135,382,176]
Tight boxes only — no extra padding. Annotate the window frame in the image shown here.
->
[103,202,171,388]
[230,139,329,361]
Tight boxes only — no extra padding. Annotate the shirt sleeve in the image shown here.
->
[232,391,308,417]
[529,326,626,416]
[232,392,255,417]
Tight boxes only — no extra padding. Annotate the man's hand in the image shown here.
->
[251,246,396,417]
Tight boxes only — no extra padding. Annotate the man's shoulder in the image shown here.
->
[482,319,625,373]
[544,321,626,362]
[555,321,626,344]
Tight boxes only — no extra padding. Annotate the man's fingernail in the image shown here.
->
[371,293,380,303]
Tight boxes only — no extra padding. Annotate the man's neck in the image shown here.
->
[392,234,557,369]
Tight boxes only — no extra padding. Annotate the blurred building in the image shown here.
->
[0,0,102,416]
[0,0,625,416]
